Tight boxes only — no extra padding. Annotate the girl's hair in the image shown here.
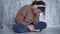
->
[31,1,46,16]
[31,1,45,5]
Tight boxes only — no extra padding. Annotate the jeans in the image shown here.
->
[13,22,47,33]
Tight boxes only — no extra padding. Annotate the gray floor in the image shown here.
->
[0,27,60,34]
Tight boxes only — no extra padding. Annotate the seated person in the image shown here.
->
[13,1,47,33]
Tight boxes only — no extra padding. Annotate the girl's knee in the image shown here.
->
[13,23,30,33]
[39,22,47,29]
[42,22,47,29]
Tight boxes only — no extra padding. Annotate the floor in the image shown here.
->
[0,27,60,34]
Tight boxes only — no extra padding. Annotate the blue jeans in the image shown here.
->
[13,22,47,33]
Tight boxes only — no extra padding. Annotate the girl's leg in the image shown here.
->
[13,23,30,33]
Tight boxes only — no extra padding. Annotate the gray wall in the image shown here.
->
[0,0,3,29]
[44,0,60,27]
[0,0,60,29]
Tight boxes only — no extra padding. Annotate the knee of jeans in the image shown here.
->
[13,24,22,33]
[39,22,47,29]
[42,22,47,29]
[12,24,30,33]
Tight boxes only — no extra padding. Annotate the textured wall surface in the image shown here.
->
[0,0,3,29]
[44,0,60,27]
[0,0,60,29]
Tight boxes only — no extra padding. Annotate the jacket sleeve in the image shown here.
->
[24,7,33,24]
[15,6,30,27]
[33,16,39,24]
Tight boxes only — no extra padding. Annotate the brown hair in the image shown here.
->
[31,1,46,16]
[31,1,45,5]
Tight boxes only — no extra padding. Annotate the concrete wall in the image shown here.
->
[44,0,60,27]
[0,0,3,29]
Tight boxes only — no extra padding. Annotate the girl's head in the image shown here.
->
[31,1,46,15]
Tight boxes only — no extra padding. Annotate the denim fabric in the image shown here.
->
[13,22,47,33]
